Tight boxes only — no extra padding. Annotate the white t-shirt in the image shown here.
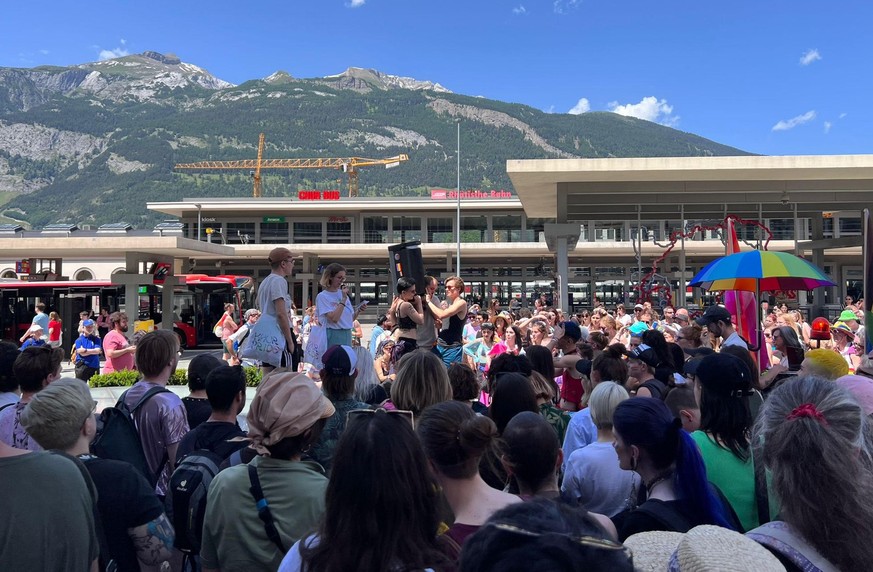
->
[562,441,640,518]
[317,289,353,330]
[228,323,250,343]
[258,273,291,319]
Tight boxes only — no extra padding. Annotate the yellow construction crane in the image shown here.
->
[174,133,409,197]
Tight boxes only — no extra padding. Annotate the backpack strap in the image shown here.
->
[228,448,244,467]
[752,446,770,527]
[118,386,173,484]
[636,500,693,532]
[747,522,841,572]
[130,386,173,413]
[247,464,286,553]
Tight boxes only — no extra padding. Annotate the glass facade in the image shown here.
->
[261,222,289,243]
[427,217,454,243]
[226,223,255,244]
[391,217,422,243]
[326,220,352,244]
[492,215,523,242]
[461,215,488,243]
[293,221,322,244]
[363,216,388,244]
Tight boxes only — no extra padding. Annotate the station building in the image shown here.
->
[1,154,870,318]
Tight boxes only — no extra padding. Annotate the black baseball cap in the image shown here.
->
[695,306,732,327]
[694,353,752,396]
[625,343,661,368]
[575,358,592,376]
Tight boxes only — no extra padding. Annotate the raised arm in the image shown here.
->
[427,296,467,320]
[400,298,425,325]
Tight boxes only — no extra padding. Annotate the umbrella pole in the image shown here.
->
[749,280,761,352]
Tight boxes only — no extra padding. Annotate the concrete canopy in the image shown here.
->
[0,236,234,260]
[507,155,873,221]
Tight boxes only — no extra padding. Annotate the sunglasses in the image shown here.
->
[347,407,414,428]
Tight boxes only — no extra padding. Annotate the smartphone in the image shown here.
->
[356,300,369,312]
[784,345,804,371]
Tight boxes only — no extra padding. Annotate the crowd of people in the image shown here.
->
[2,255,873,570]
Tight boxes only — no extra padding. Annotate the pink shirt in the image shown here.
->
[103,330,135,373]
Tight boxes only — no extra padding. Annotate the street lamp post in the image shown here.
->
[456,121,461,274]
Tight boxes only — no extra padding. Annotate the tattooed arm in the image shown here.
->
[129,512,175,566]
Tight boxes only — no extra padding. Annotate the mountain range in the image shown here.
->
[0,51,751,229]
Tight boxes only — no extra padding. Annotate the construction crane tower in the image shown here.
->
[174,133,409,198]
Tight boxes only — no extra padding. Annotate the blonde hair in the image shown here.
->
[20,378,93,451]
[588,381,629,429]
[804,348,849,380]
[528,371,555,401]
[320,263,346,289]
[391,350,453,415]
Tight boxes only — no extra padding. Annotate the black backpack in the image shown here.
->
[90,386,171,488]
[167,449,224,553]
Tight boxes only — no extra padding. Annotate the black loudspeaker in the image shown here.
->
[388,241,426,296]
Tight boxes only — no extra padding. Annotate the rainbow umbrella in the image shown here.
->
[690,250,835,292]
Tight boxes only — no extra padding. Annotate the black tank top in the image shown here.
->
[440,313,465,344]
[396,304,417,331]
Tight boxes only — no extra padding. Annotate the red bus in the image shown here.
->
[0,274,254,352]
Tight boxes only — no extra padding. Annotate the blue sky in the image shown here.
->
[2,1,870,155]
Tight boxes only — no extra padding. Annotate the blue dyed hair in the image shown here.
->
[613,397,735,530]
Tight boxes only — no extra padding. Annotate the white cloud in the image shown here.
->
[347,0,365,7]
[799,49,821,66]
[771,110,816,131]
[553,0,581,14]
[839,112,847,119]
[98,40,130,60]
[608,96,679,126]
[39,49,49,55]
[568,97,590,115]
[512,5,527,14]
[546,105,556,113]
[823,121,832,134]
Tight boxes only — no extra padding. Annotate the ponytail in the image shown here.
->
[674,428,736,530]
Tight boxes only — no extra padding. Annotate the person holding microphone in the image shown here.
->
[317,263,367,349]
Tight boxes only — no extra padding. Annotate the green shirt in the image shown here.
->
[691,431,759,532]
[539,402,571,444]
[0,452,99,572]
[201,455,327,571]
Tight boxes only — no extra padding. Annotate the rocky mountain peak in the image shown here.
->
[141,51,181,65]
[263,70,294,84]
[322,67,451,93]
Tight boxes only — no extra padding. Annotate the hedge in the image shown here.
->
[87,366,263,388]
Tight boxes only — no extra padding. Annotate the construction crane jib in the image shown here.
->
[174,133,409,197]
